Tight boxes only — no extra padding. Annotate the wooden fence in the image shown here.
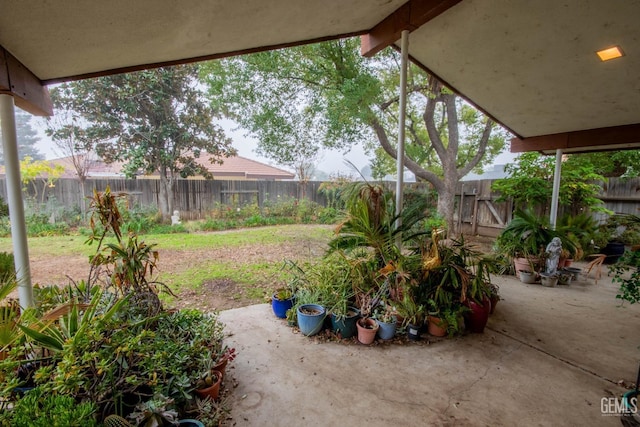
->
[5,178,333,221]
[455,177,640,237]
[2,176,639,235]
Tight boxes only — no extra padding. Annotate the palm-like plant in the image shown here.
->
[495,209,557,258]
[328,181,430,267]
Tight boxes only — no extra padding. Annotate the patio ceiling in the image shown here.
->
[1,0,639,153]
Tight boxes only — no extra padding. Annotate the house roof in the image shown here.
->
[1,0,639,154]
[46,154,295,181]
[199,155,295,180]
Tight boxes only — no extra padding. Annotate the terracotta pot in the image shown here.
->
[356,317,379,345]
[464,298,490,333]
[195,370,223,401]
[513,257,535,274]
[427,316,447,337]
[213,355,228,377]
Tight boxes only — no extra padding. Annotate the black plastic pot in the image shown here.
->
[602,241,625,264]
[406,323,421,341]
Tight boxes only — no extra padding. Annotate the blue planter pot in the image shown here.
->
[296,304,326,336]
[272,294,294,319]
[330,307,360,338]
[376,317,397,340]
[179,420,205,427]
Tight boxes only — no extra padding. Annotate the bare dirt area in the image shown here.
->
[26,225,331,312]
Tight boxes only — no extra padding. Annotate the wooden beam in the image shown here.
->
[0,46,53,116]
[361,0,462,57]
[510,123,640,154]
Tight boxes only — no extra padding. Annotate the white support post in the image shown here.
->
[550,148,562,230]
[394,30,409,248]
[0,94,33,309]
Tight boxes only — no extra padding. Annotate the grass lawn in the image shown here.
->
[0,224,334,310]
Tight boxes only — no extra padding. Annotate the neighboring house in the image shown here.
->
[46,154,295,181]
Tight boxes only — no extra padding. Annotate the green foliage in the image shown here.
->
[202,38,506,230]
[25,214,71,237]
[50,64,236,221]
[0,387,98,427]
[0,196,8,217]
[610,249,640,305]
[492,152,608,214]
[0,252,14,284]
[327,181,430,266]
[595,214,640,247]
[495,209,559,258]
[126,393,178,427]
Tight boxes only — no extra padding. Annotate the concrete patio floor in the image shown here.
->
[219,263,640,426]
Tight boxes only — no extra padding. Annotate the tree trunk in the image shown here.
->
[78,178,87,221]
[157,171,171,223]
[437,184,457,238]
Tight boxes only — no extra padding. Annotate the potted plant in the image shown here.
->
[539,272,558,287]
[356,317,379,345]
[372,301,397,340]
[274,260,303,319]
[211,346,236,378]
[463,256,494,333]
[330,305,360,339]
[495,209,557,275]
[396,291,424,341]
[518,269,537,284]
[271,287,295,319]
[296,304,326,336]
[194,368,223,401]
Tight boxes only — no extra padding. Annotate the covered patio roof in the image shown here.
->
[1,0,639,310]
[2,0,639,154]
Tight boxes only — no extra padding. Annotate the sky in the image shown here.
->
[31,115,516,178]
[33,115,373,176]
[222,119,371,177]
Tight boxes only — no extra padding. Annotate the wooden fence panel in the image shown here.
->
[3,177,640,235]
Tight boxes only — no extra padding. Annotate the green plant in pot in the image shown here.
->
[495,209,556,274]
[372,300,397,340]
[396,290,424,341]
[194,367,223,401]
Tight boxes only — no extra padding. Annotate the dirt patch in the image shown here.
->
[25,225,332,311]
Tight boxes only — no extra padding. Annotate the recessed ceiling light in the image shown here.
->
[597,46,624,61]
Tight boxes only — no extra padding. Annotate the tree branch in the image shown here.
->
[371,117,444,192]
[458,119,494,178]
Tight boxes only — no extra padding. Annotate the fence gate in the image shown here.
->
[456,180,512,238]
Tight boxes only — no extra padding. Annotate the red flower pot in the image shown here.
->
[464,298,491,333]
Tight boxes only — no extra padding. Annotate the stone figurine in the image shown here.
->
[545,237,563,275]
[171,210,181,226]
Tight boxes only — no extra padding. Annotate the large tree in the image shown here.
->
[50,65,235,221]
[0,109,44,164]
[202,38,505,233]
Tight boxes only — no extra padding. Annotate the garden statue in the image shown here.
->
[171,210,181,225]
[545,237,563,274]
